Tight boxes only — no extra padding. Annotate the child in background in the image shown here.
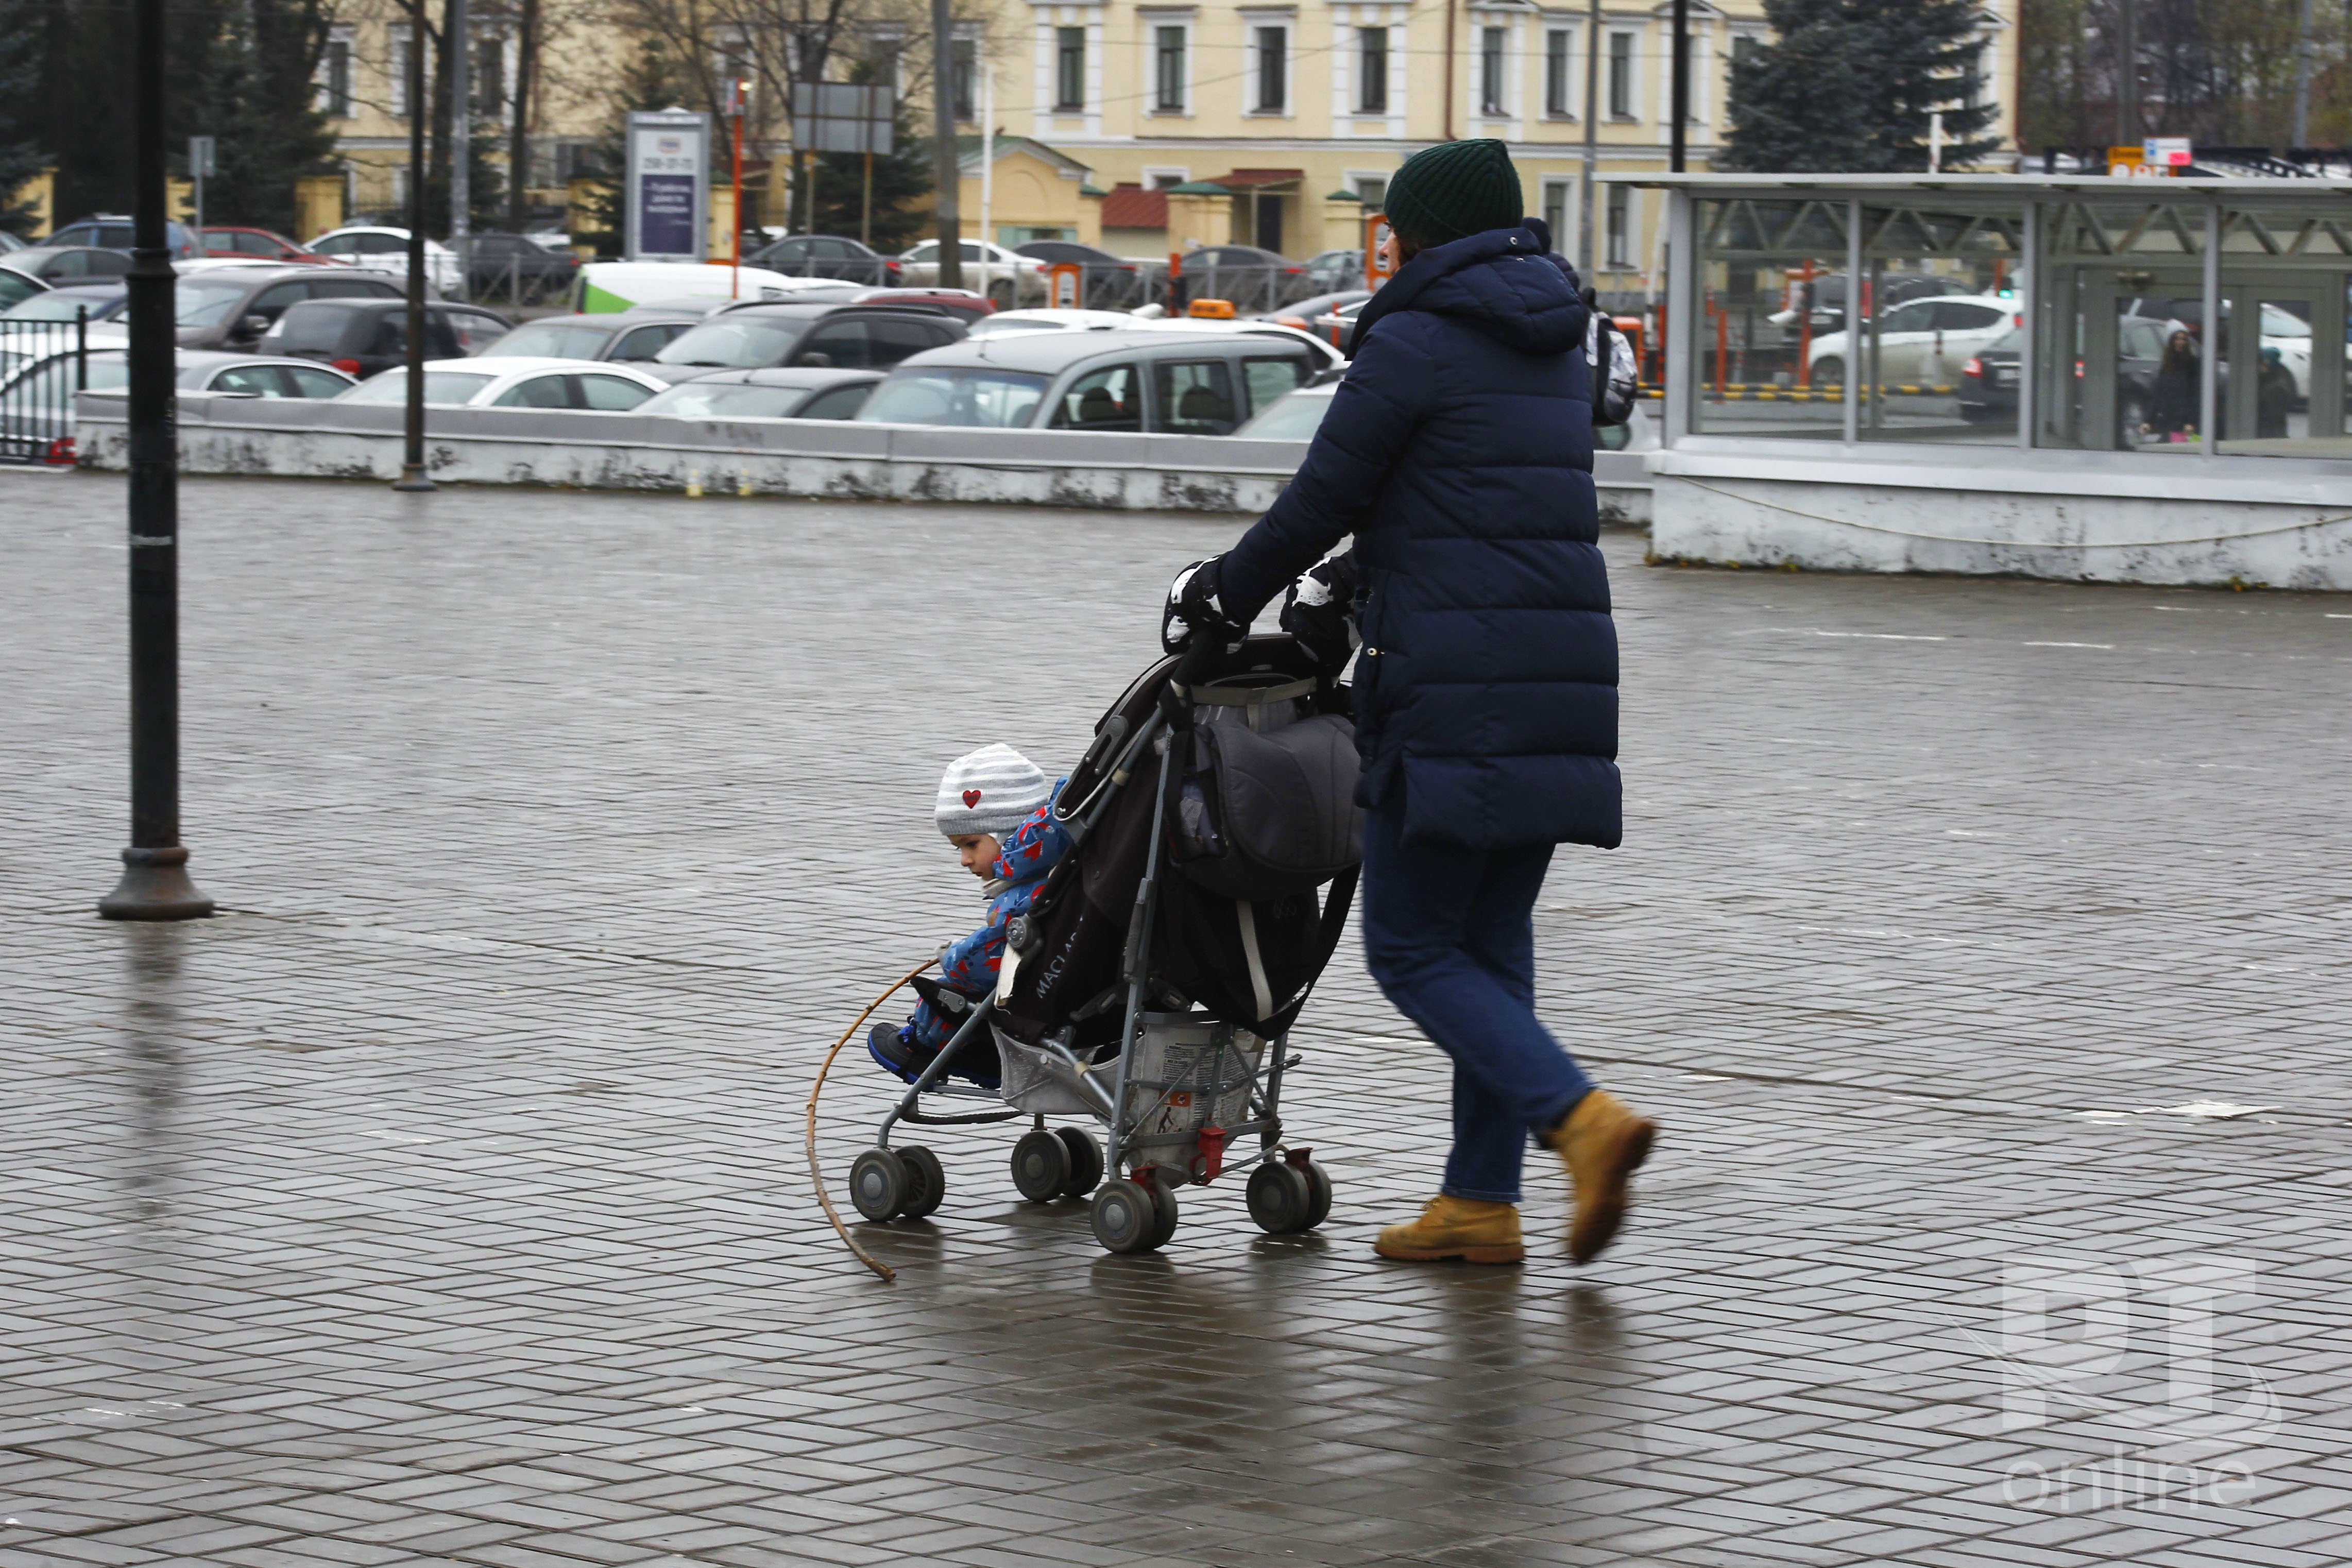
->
[868,744,1071,1086]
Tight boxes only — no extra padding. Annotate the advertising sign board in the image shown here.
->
[626,110,709,262]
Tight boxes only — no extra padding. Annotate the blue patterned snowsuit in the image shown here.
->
[910,779,1072,1048]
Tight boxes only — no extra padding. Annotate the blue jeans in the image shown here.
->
[1359,798,1593,1203]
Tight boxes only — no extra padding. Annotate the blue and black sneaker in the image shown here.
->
[867,1022,928,1083]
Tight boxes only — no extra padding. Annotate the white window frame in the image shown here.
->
[1141,13,1194,116]
[1354,24,1392,116]
[1476,23,1509,119]
[1605,28,1641,122]
[1657,24,1708,126]
[1241,13,1293,117]
[1141,166,1191,189]
[1540,24,1576,121]
[1541,176,1573,243]
[316,26,356,120]
[1347,169,1389,212]
[1605,182,1634,269]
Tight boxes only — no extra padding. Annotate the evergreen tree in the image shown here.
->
[192,0,342,235]
[0,0,47,234]
[809,105,933,252]
[1722,0,2001,172]
[574,37,691,255]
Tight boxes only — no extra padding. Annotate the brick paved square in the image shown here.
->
[2,471,2347,1564]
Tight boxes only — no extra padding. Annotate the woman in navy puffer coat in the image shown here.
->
[1164,140,1656,1270]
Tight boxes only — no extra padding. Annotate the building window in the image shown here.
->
[1253,25,1287,113]
[1055,27,1085,111]
[1479,27,1506,117]
[1605,184,1630,267]
[391,28,416,118]
[473,32,506,117]
[1357,27,1388,115]
[1544,28,1571,118]
[1607,32,1634,119]
[1154,25,1185,112]
[1541,179,1569,242]
[952,38,976,120]
[1353,174,1386,213]
[318,35,353,118]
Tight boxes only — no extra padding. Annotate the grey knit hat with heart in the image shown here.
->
[935,744,1050,841]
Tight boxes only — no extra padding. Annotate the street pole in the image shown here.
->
[930,0,962,291]
[1578,0,1600,274]
[449,0,470,243]
[396,5,435,493]
[189,137,212,245]
[729,79,744,299]
[507,0,536,230]
[99,0,213,920]
[1669,0,1689,173]
[979,63,993,299]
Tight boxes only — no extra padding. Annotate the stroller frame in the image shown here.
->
[846,649,1341,1254]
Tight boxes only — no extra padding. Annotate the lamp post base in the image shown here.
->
[392,465,437,493]
[98,845,216,921]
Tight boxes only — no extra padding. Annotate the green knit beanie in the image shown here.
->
[1382,139,1525,246]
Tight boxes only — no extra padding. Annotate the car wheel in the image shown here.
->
[1811,356,1845,390]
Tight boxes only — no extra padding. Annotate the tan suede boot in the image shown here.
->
[1542,1090,1657,1264]
[1373,1194,1526,1264]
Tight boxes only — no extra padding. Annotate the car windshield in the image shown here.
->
[655,318,804,367]
[176,276,263,327]
[857,367,1049,428]
[339,369,495,405]
[1984,327,2022,354]
[639,382,813,418]
[0,292,114,320]
[483,321,614,358]
[1234,388,1334,440]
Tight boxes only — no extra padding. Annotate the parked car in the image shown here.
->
[636,366,885,420]
[0,345,353,463]
[2118,296,2313,400]
[894,240,1046,309]
[822,286,996,326]
[175,266,409,351]
[44,216,200,258]
[644,301,967,384]
[747,234,900,285]
[1766,270,1974,338]
[960,308,1343,369]
[478,308,704,363]
[1231,378,1338,440]
[1804,295,2018,386]
[337,356,669,410]
[855,329,1324,434]
[1172,245,1312,314]
[260,298,513,378]
[458,231,582,298]
[1269,290,1371,349]
[1296,249,1369,298]
[0,283,129,323]
[0,266,46,310]
[1012,241,1147,309]
[308,227,462,294]
[5,246,134,283]
[570,260,831,314]
[200,226,326,263]
[0,231,24,252]
[1957,318,2237,444]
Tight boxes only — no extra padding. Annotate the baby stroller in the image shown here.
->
[845,632,1362,1254]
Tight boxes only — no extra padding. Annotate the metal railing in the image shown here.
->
[0,312,92,464]
[441,237,584,311]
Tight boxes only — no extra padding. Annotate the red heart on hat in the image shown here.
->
[963,789,982,808]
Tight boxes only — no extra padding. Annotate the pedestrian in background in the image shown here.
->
[1159,139,1655,1267]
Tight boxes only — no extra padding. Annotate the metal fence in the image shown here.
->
[440,237,584,311]
[0,314,92,464]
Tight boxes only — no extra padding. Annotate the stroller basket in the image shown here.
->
[1120,1013,1266,1155]
[994,1027,1103,1117]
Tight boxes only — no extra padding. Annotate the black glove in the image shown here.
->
[1161,555,1245,655]
[1280,549,1358,672]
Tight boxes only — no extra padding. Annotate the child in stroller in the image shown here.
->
[867,744,1069,1090]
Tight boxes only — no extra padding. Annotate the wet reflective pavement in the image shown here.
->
[5,473,2350,1567]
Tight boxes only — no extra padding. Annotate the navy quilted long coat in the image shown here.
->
[1217,224,1622,851]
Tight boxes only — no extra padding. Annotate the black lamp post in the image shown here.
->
[394,0,435,492]
[98,0,213,921]
[1669,0,1690,174]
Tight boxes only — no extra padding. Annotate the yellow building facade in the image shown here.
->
[956,0,2020,289]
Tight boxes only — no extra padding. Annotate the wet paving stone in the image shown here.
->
[2,471,2349,1565]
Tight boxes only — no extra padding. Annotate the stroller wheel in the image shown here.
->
[1089,1177,1163,1254]
[1055,1128,1104,1198]
[1246,1160,1314,1234]
[1011,1129,1072,1202]
[1298,1158,1334,1230]
[1146,1172,1181,1248]
[849,1147,910,1222]
[896,1146,945,1220]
